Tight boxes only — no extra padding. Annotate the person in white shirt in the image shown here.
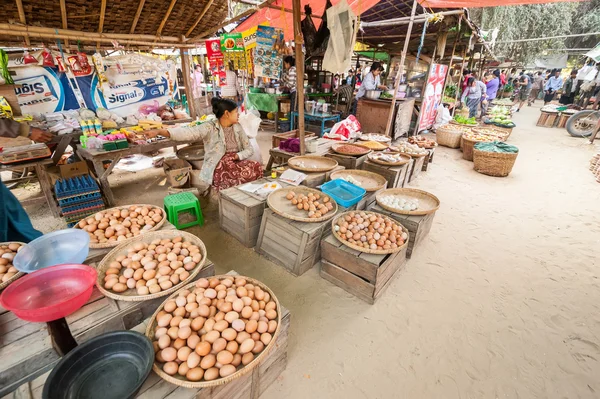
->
[190,64,205,116]
[351,62,388,114]
[220,62,241,103]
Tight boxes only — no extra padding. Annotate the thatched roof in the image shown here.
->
[1,0,228,49]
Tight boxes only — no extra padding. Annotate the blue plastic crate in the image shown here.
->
[55,175,100,199]
[321,179,366,208]
[58,192,102,207]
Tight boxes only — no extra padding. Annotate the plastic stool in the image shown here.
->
[164,192,204,229]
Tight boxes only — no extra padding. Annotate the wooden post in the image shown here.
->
[15,0,30,46]
[180,45,197,119]
[441,15,462,100]
[293,0,306,155]
[59,0,69,48]
[384,0,419,137]
[454,47,467,111]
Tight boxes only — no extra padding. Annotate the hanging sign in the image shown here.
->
[242,27,257,76]
[221,33,247,71]
[418,63,448,132]
[254,25,283,80]
[206,38,225,86]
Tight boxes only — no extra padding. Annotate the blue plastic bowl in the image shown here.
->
[321,179,366,208]
[13,229,90,273]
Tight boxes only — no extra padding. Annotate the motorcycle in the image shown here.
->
[566,109,600,140]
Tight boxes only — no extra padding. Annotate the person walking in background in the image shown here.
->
[544,69,563,104]
[528,72,544,105]
[482,70,500,117]
[461,69,472,94]
[514,74,530,112]
[346,70,355,86]
[500,69,507,89]
[559,70,578,105]
[461,76,487,119]
[220,62,241,103]
[191,64,205,116]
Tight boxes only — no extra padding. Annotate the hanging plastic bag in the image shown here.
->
[301,5,318,57]
[23,50,38,65]
[322,1,357,73]
[238,110,261,139]
[41,47,55,67]
[313,0,332,55]
[248,138,263,164]
[324,115,361,140]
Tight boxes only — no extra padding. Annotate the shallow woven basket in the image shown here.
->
[96,230,207,302]
[0,242,25,291]
[74,204,166,249]
[435,127,463,148]
[375,188,440,216]
[331,211,409,255]
[145,275,282,388]
[473,127,510,141]
[267,187,337,222]
[473,148,518,177]
[287,156,338,173]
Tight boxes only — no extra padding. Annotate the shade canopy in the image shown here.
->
[420,0,582,7]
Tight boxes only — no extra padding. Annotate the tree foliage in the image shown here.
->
[470,1,600,63]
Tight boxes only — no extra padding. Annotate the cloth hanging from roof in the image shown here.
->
[322,0,358,74]
[585,43,600,63]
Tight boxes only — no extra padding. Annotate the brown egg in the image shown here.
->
[239,338,255,354]
[161,347,177,362]
[232,319,245,332]
[212,338,227,353]
[200,354,216,370]
[204,367,219,381]
[186,367,204,381]
[241,352,254,365]
[178,326,192,340]
[232,353,242,367]
[177,346,192,362]
[204,330,220,343]
[245,320,258,333]
[266,309,277,320]
[219,364,237,378]
[158,335,171,349]
[214,320,229,332]
[226,340,239,354]
[216,350,234,365]
[268,320,278,333]
[260,333,272,345]
[163,361,178,376]
[195,341,211,356]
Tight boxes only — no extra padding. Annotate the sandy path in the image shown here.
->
[22,104,600,398]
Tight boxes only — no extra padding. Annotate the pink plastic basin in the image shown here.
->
[0,264,97,323]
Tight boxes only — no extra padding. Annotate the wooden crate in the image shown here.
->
[545,113,559,128]
[557,113,569,129]
[218,179,279,248]
[320,234,407,304]
[422,148,435,171]
[0,261,216,397]
[361,159,410,189]
[408,156,426,183]
[256,208,330,276]
[356,187,386,211]
[324,151,369,170]
[275,165,345,189]
[368,204,435,258]
[272,129,316,149]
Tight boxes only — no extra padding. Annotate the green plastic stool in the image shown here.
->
[164,192,204,229]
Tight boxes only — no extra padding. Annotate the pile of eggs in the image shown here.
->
[285,191,334,218]
[379,195,419,212]
[77,205,163,245]
[0,243,23,284]
[333,211,408,251]
[102,236,202,296]
[151,276,278,383]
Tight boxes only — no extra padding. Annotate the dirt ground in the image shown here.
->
[20,104,600,398]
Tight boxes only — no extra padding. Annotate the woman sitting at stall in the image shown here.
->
[461,76,487,119]
[143,98,262,192]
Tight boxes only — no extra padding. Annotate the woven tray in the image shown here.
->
[73,204,167,249]
[375,188,440,216]
[331,143,371,156]
[96,231,207,302]
[287,156,338,173]
[0,242,25,291]
[145,275,282,388]
[358,134,392,142]
[329,170,387,192]
[331,211,409,255]
[267,187,338,223]
[367,153,411,166]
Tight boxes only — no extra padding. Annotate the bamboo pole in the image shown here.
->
[187,0,280,42]
[157,0,178,37]
[15,0,30,46]
[0,28,196,48]
[185,0,215,37]
[59,0,69,48]
[130,0,146,34]
[180,45,197,120]
[360,10,464,28]
[98,0,107,49]
[0,24,181,43]
[292,0,305,155]
[441,15,462,101]
[384,0,418,138]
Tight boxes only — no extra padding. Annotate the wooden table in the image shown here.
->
[0,222,217,397]
[265,138,336,171]
[0,158,60,217]
[290,111,341,137]
[76,139,190,207]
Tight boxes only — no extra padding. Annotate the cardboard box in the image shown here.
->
[59,161,89,179]
[164,158,192,187]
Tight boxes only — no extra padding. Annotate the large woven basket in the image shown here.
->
[473,148,518,177]
[462,136,496,161]
[436,127,463,148]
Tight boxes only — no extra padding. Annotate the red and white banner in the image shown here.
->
[418,63,448,132]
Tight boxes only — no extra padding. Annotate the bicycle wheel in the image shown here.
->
[566,110,599,137]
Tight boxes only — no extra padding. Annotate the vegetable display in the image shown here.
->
[379,92,393,99]
[453,115,477,125]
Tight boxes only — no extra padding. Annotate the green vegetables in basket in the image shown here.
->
[379,92,393,99]
[474,141,518,153]
[453,115,477,125]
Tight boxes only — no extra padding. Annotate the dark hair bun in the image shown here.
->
[211,97,238,119]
